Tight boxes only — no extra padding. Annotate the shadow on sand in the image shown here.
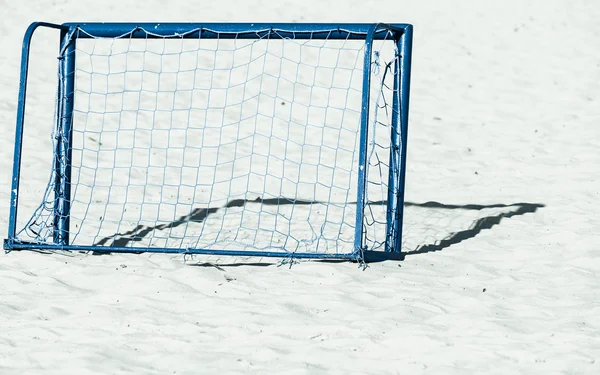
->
[403,201,544,256]
[93,198,544,262]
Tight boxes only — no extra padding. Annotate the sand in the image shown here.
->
[1,0,599,373]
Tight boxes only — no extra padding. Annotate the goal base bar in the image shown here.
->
[3,240,404,262]
[3,240,358,260]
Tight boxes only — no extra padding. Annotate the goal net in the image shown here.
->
[6,23,413,260]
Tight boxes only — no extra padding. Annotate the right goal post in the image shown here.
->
[4,22,413,261]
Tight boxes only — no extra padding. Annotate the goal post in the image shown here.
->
[4,22,413,262]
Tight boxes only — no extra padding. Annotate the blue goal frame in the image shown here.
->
[4,22,413,262]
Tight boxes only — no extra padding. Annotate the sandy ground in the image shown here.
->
[1,0,599,373]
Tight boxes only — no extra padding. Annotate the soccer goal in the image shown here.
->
[4,22,413,261]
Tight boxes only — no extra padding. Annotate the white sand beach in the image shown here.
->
[1,0,599,373]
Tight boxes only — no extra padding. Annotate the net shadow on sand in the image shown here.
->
[402,201,544,256]
[93,199,544,260]
[93,197,322,248]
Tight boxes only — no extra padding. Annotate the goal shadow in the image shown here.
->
[93,198,544,261]
[401,201,544,256]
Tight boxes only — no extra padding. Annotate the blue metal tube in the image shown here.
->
[353,24,378,255]
[53,30,76,245]
[385,38,403,253]
[4,242,360,260]
[393,25,413,254]
[7,22,68,244]
[61,22,410,40]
